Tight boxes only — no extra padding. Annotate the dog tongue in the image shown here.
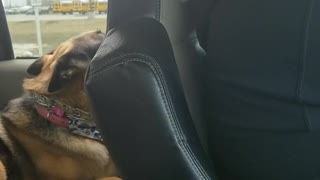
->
[52,106,65,117]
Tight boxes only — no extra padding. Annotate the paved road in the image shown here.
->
[6,13,107,22]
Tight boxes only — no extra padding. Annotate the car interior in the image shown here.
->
[1,0,214,179]
[1,0,320,179]
[86,0,214,179]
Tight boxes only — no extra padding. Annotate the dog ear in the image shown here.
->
[27,57,44,76]
[47,53,89,93]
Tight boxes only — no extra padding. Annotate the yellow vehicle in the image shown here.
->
[52,1,60,13]
[72,0,81,12]
[73,0,91,14]
[96,0,108,14]
[52,0,73,14]
[52,0,107,14]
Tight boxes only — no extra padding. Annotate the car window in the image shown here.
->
[4,0,107,58]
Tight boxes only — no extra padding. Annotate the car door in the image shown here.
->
[0,1,33,108]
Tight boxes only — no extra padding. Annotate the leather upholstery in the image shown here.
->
[160,0,214,151]
[106,0,215,151]
[206,1,320,179]
[107,0,160,30]
[86,18,214,180]
[86,0,320,179]
[0,60,33,109]
[206,0,320,130]
[87,0,217,179]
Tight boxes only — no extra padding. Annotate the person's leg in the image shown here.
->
[210,121,320,180]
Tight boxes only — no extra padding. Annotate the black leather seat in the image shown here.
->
[86,0,320,179]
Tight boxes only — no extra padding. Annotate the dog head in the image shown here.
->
[23,30,105,95]
[23,30,105,110]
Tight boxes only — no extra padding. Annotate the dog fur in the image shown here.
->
[0,30,120,180]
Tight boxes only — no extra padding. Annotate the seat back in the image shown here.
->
[107,0,214,152]
[160,0,214,151]
[86,0,215,179]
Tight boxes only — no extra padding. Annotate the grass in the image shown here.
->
[8,18,106,56]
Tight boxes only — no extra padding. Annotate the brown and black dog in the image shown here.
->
[0,30,121,180]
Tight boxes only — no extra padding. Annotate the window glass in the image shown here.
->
[4,0,107,57]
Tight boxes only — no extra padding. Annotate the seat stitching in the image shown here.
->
[88,54,210,179]
[295,0,315,130]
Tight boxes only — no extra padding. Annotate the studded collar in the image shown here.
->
[31,93,103,142]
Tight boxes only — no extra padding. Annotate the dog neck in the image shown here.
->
[23,74,90,112]
[29,93,103,142]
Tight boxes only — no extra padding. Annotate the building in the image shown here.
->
[2,0,50,7]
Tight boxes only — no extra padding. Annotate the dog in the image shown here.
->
[0,30,121,180]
